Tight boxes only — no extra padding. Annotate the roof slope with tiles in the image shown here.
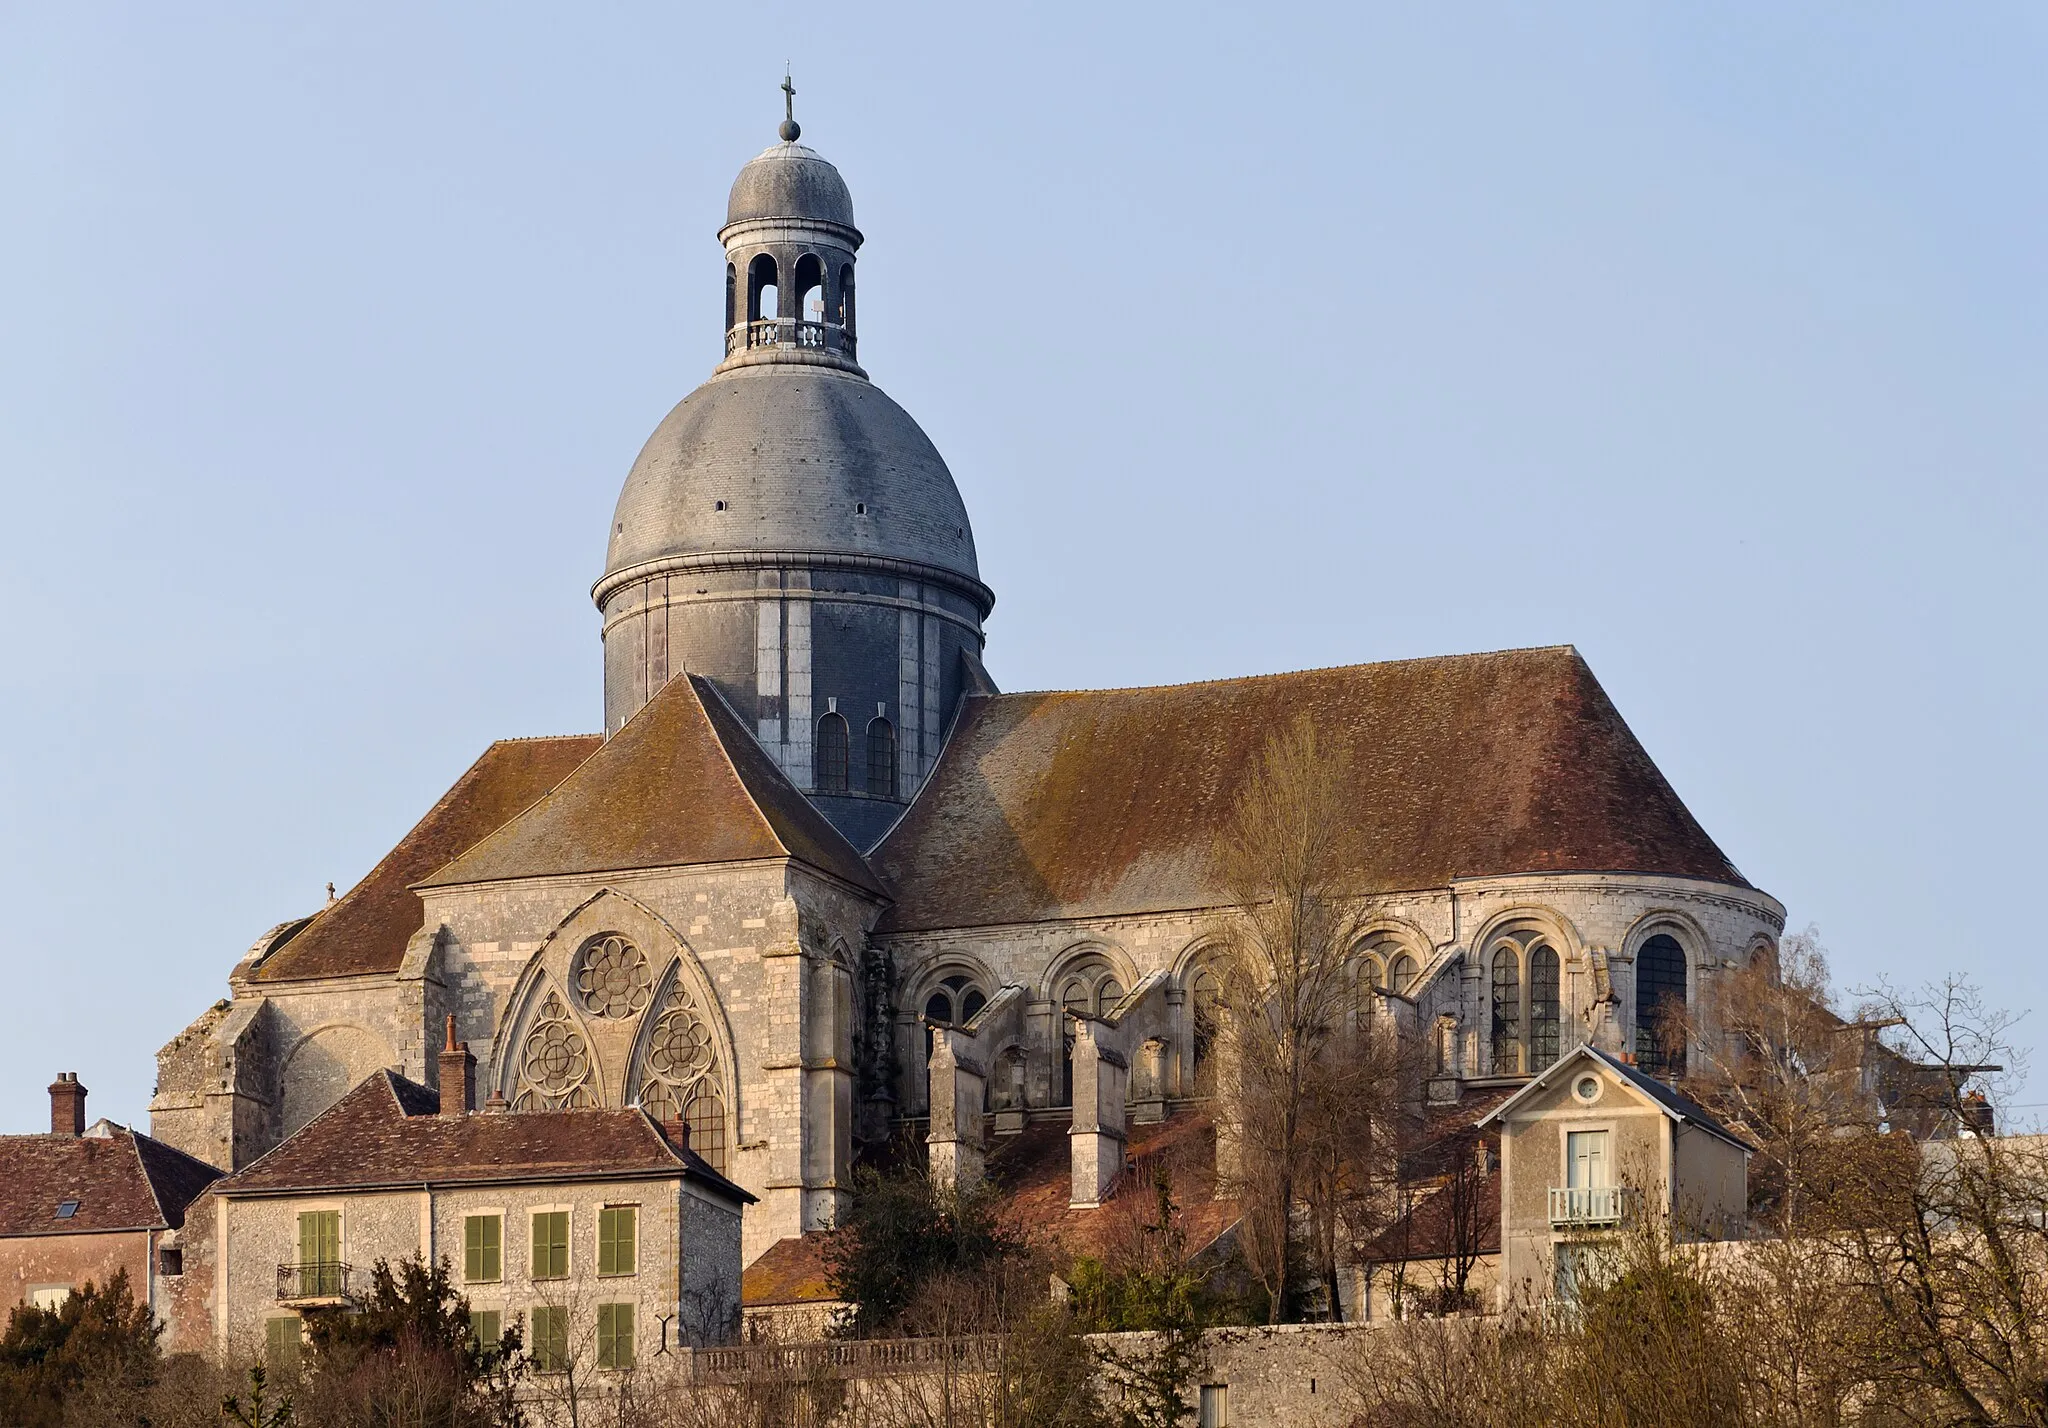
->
[254,735,601,982]
[215,1071,750,1203]
[871,646,1746,933]
[422,674,882,896]
[0,1124,221,1237]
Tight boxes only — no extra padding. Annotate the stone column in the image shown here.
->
[1068,1019,1129,1209]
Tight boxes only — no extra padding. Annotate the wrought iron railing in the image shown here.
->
[1548,1185,1635,1228]
[724,319,856,358]
[276,1261,351,1302]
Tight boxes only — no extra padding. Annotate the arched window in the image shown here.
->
[1529,944,1561,1071]
[1636,933,1688,1076]
[724,263,736,333]
[1359,955,1386,1002]
[867,717,896,797]
[683,1086,727,1174]
[922,973,987,1062]
[1390,955,1419,997]
[1490,947,1522,1075]
[747,253,779,322]
[837,264,855,334]
[794,253,825,328]
[816,713,849,793]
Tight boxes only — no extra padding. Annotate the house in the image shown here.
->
[190,1023,752,1372]
[0,1073,220,1327]
[1478,1043,1750,1305]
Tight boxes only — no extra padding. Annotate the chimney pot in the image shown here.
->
[48,1073,86,1137]
[437,1022,476,1118]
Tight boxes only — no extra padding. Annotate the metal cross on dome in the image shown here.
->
[781,71,795,123]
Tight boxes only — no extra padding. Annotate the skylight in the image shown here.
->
[54,1200,79,1220]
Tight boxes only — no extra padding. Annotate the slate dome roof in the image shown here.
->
[601,365,985,601]
[725,142,856,231]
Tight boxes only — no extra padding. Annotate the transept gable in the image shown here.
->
[422,674,882,896]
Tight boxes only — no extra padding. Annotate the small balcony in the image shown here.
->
[1548,1186,1635,1229]
[724,319,857,358]
[276,1261,352,1306]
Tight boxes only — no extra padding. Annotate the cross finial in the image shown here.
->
[778,71,800,142]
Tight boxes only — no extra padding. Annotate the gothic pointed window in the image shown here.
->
[816,713,849,793]
[514,990,594,1111]
[1490,947,1522,1075]
[866,717,897,797]
[1529,944,1561,1070]
[1635,934,1688,1077]
[634,980,728,1173]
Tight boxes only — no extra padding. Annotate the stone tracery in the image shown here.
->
[634,980,729,1172]
[574,933,652,1018]
[514,989,595,1110]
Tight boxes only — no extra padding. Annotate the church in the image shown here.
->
[147,109,1786,1270]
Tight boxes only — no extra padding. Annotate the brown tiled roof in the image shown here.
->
[423,676,882,896]
[743,1234,843,1307]
[984,1110,1240,1267]
[0,1125,221,1237]
[216,1072,751,1204]
[255,735,601,982]
[1358,1172,1503,1264]
[872,647,1746,932]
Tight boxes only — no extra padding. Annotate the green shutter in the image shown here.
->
[468,1309,502,1356]
[531,1211,569,1279]
[597,1303,635,1369]
[296,1211,340,1296]
[464,1215,501,1282]
[265,1316,302,1371]
[531,1305,567,1371]
[598,1206,637,1276]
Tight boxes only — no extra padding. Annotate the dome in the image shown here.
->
[602,365,984,601]
[724,142,856,232]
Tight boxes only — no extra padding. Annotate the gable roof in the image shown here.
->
[870,647,1746,933]
[0,1124,222,1238]
[216,1071,752,1204]
[254,735,602,982]
[1476,1043,1752,1152]
[423,675,882,896]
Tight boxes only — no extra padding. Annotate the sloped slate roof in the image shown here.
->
[216,1071,750,1204]
[422,675,881,896]
[1476,1043,1753,1152]
[255,735,601,982]
[0,1125,221,1237]
[871,647,1745,933]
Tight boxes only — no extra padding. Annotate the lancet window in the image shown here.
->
[635,980,730,1174]
[1635,933,1689,1077]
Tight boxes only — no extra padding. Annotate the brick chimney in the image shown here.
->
[438,1016,475,1118]
[49,1073,85,1137]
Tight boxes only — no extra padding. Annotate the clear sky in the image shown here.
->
[1,6,2042,1135]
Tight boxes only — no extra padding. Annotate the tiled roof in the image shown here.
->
[1358,1171,1503,1264]
[984,1110,1239,1266]
[1476,1043,1754,1152]
[0,1124,221,1237]
[423,675,882,896]
[215,1072,751,1204]
[743,1234,843,1307]
[871,647,1746,932]
[254,735,601,982]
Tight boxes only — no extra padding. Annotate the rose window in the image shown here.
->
[574,934,651,1019]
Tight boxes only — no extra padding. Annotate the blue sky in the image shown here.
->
[1,5,2042,1133]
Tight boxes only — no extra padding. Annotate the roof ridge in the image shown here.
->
[680,675,816,859]
[992,645,1583,699]
[487,732,604,745]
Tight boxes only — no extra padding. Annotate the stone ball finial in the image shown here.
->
[779,117,801,142]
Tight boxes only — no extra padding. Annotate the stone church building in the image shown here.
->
[149,117,1784,1267]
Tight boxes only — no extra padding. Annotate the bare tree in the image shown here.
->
[1212,714,1401,1322]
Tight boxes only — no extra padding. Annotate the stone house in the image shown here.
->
[0,1073,219,1328]
[1479,1042,1750,1306]
[186,1029,751,1371]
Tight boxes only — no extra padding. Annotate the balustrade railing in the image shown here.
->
[724,319,856,358]
[687,1333,1002,1383]
[1548,1185,1635,1228]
